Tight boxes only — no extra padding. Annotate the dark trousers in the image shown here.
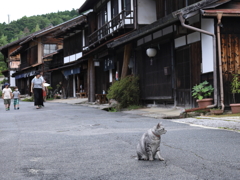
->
[33,88,43,106]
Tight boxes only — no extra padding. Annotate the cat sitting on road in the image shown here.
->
[137,123,167,161]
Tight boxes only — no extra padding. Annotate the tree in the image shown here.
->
[0,34,8,74]
[0,34,8,46]
[32,24,41,32]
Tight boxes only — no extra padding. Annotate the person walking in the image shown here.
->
[13,86,20,110]
[43,82,49,102]
[31,72,45,109]
[2,83,12,111]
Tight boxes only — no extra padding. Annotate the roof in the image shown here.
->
[202,1,240,15]
[20,11,92,45]
[78,0,95,13]
[10,46,23,56]
[0,35,30,51]
[203,9,240,14]
[53,17,87,37]
[107,0,226,48]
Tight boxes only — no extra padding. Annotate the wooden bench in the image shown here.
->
[95,94,107,104]
[80,92,87,98]
[76,92,87,98]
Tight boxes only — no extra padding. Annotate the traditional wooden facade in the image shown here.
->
[202,0,240,107]
[2,0,240,109]
[0,36,30,87]
[107,0,229,108]
[78,0,159,101]
[10,26,63,94]
[47,14,88,98]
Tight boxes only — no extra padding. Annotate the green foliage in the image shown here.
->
[231,74,240,94]
[47,86,53,90]
[22,96,33,102]
[46,97,54,101]
[0,9,78,42]
[127,105,142,110]
[231,74,240,103]
[192,81,214,100]
[0,34,8,46]
[108,107,118,112]
[0,9,78,74]
[107,76,140,109]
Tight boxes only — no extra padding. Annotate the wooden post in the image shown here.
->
[88,57,95,102]
[121,43,132,78]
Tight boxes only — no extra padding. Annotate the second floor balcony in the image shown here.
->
[88,10,134,48]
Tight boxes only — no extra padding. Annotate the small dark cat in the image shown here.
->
[137,123,167,161]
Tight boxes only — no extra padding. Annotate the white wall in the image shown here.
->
[107,1,111,22]
[73,74,76,97]
[10,71,16,87]
[137,0,156,24]
[64,52,83,64]
[175,36,186,48]
[201,18,214,73]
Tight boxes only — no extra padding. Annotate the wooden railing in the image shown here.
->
[88,10,134,46]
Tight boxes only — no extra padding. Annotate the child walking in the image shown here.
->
[2,83,12,111]
[13,86,20,110]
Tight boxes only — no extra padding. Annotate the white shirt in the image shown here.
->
[34,76,45,83]
[2,88,12,99]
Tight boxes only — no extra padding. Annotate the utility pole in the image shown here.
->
[8,15,10,24]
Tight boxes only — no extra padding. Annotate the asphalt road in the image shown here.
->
[0,99,240,180]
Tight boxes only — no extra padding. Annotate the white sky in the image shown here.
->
[0,0,86,24]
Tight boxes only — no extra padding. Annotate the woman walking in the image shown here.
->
[31,72,45,109]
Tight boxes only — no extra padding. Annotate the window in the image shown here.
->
[111,0,119,18]
[123,0,131,16]
[97,5,108,37]
[112,0,119,27]
[43,44,57,56]
[98,5,108,28]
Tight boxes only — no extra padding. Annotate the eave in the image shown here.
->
[20,13,91,45]
[107,0,223,48]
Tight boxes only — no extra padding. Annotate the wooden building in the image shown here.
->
[0,36,31,88]
[107,0,235,108]
[2,0,240,109]
[202,0,240,107]
[46,14,89,98]
[10,25,63,95]
[77,0,159,102]
[0,15,87,96]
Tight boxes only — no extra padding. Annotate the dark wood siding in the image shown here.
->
[176,41,202,107]
[50,51,64,68]
[139,42,173,100]
[20,51,28,69]
[156,0,165,19]
[28,45,38,65]
[176,46,191,106]
[95,61,109,94]
[63,32,82,57]
[221,18,240,105]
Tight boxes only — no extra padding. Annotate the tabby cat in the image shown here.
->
[137,123,167,161]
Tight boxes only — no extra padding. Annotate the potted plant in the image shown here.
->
[230,74,240,114]
[210,108,223,115]
[192,81,214,108]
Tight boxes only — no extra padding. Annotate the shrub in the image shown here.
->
[107,75,140,109]
[22,96,34,102]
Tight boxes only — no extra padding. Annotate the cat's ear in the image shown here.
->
[157,123,161,129]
